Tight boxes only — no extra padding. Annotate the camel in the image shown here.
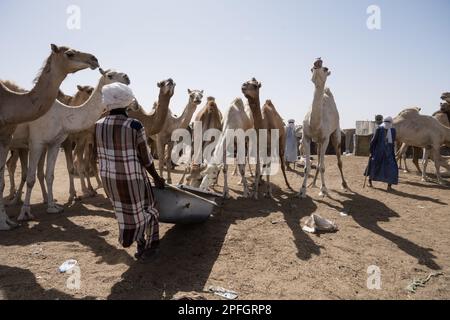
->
[199,98,254,198]
[11,69,131,222]
[5,85,93,205]
[0,44,99,231]
[179,96,223,187]
[393,107,450,184]
[129,78,176,137]
[298,59,348,198]
[153,89,204,184]
[241,78,293,199]
[397,99,450,174]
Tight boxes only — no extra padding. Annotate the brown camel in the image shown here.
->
[0,44,99,231]
[241,78,292,199]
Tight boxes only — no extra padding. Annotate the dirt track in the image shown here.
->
[0,153,449,300]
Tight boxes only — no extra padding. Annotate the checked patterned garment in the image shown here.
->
[95,114,159,249]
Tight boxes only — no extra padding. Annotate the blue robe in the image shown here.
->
[365,127,399,185]
[285,126,298,162]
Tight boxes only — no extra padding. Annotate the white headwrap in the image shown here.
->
[381,116,393,143]
[102,83,135,111]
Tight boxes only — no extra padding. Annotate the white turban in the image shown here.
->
[102,83,135,111]
[381,116,393,143]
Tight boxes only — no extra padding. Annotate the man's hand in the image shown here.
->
[154,176,166,189]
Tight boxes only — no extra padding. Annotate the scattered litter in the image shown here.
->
[406,272,444,293]
[172,292,207,300]
[271,219,286,225]
[302,214,338,234]
[418,206,426,209]
[58,259,78,273]
[339,211,349,217]
[208,286,238,300]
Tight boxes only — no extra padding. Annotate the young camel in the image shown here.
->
[152,89,204,184]
[241,78,293,199]
[0,44,99,231]
[199,98,254,198]
[6,85,93,205]
[12,69,131,221]
[298,59,348,198]
[180,96,223,187]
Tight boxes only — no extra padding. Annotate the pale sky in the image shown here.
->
[1,0,449,128]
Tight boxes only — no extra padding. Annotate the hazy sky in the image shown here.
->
[1,0,449,128]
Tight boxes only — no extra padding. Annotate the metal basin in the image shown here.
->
[153,185,218,224]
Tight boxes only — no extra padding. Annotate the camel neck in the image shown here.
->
[178,102,197,129]
[310,84,325,129]
[247,99,263,129]
[29,60,66,114]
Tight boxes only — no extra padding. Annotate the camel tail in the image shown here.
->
[280,160,294,191]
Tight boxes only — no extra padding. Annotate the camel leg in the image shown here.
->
[45,145,64,214]
[421,149,431,182]
[75,143,89,197]
[430,149,444,185]
[318,137,330,197]
[156,139,165,178]
[84,143,97,196]
[298,136,311,198]
[309,146,320,188]
[0,140,18,230]
[264,163,273,198]
[166,143,173,184]
[5,150,19,200]
[18,144,45,221]
[37,149,48,203]
[412,147,422,175]
[238,163,250,198]
[222,163,231,199]
[63,140,77,203]
[247,156,254,177]
[331,130,348,190]
[253,136,261,200]
[7,149,28,206]
[232,159,238,176]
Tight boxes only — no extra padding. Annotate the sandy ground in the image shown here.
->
[0,152,449,300]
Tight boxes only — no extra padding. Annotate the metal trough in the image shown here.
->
[154,185,218,224]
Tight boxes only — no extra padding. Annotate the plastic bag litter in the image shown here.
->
[208,286,238,300]
[302,214,338,233]
[58,259,77,273]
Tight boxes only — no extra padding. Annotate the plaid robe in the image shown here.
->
[95,114,159,248]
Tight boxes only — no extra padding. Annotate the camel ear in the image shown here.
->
[200,90,204,95]
[77,85,83,91]
[51,44,60,53]
[157,81,162,88]
[188,89,192,94]
[99,68,106,76]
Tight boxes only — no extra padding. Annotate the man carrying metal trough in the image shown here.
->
[95,83,165,261]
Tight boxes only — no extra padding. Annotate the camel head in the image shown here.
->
[441,92,450,103]
[264,99,275,109]
[186,164,207,188]
[440,102,450,114]
[72,85,94,105]
[157,78,176,98]
[50,44,99,74]
[311,58,330,88]
[188,89,204,106]
[200,163,222,189]
[99,68,130,86]
[241,77,261,100]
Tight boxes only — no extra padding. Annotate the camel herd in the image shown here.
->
[0,44,449,232]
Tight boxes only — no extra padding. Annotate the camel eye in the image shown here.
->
[65,51,75,58]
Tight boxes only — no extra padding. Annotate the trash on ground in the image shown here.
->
[271,219,286,225]
[58,259,78,273]
[339,211,349,217]
[172,292,207,300]
[208,286,238,300]
[302,214,338,234]
[406,272,444,293]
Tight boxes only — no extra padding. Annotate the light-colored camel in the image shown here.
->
[200,98,254,198]
[393,107,450,184]
[6,85,93,205]
[153,89,203,184]
[241,78,293,199]
[180,97,223,187]
[11,69,130,221]
[0,44,99,231]
[397,101,450,174]
[298,59,348,198]
[129,78,176,137]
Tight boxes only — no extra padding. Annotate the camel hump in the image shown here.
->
[1,80,27,93]
[232,97,244,108]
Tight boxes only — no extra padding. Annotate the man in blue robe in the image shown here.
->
[364,116,399,191]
